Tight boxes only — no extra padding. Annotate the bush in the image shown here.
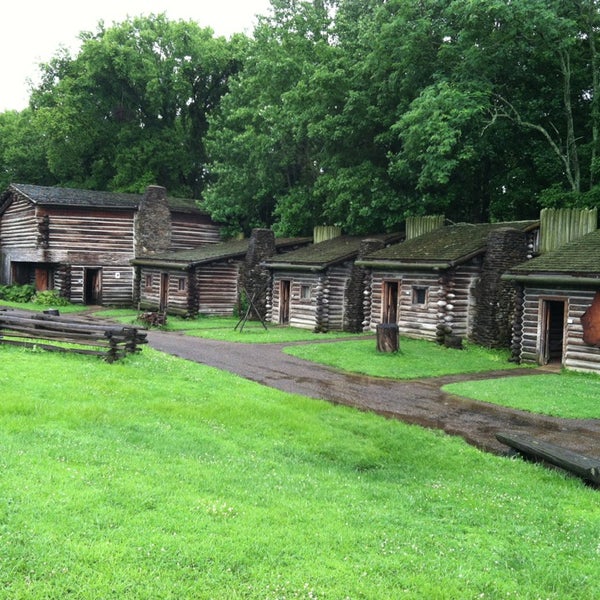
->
[32,289,71,307]
[0,283,36,303]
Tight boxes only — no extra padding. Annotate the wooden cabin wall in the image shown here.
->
[327,264,351,331]
[44,207,135,256]
[70,265,134,306]
[270,271,320,330]
[445,266,480,340]
[0,197,42,283]
[138,268,162,311]
[398,272,444,341]
[520,286,600,373]
[369,267,478,341]
[170,213,221,250]
[138,268,191,315]
[289,273,320,330]
[195,261,240,316]
[0,196,38,248]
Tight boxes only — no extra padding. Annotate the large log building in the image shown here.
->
[0,183,221,306]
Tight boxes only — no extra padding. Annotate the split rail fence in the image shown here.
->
[0,309,147,362]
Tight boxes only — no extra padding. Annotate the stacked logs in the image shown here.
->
[0,309,147,362]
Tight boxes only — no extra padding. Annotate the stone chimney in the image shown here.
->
[344,238,386,333]
[239,228,276,321]
[471,228,528,348]
[134,185,172,256]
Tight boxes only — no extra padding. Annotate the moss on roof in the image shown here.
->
[363,221,538,266]
[132,237,309,268]
[509,228,600,276]
[7,183,207,214]
[265,234,401,269]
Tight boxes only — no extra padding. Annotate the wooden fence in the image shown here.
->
[0,309,147,362]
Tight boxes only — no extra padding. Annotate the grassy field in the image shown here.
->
[94,309,370,343]
[284,337,522,378]
[1,344,599,599]
[443,370,600,419]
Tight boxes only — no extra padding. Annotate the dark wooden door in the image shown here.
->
[160,273,169,312]
[541,300,565,364]
[280,280,291,324]
[35,267,49,291]
[84,268,102,305]
[383,281,399,324]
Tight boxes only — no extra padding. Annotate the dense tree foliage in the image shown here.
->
[0,15,243,197]
[2,2,600,235]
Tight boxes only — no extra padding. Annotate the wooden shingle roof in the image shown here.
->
[263,233,402,271]
[3,183,208,215]
[132,237,310,269]
[504,228,600,283]
[359,221,539,269]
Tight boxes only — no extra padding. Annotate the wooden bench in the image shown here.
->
[0,310,147,362]
[496,432,600,486]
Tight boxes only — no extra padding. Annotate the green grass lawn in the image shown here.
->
[0,300,90,314]
[443,370,600,419]
[284,337,522,379]
[0,345,599,599]
[94,309,369,343]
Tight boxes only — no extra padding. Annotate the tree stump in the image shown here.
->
[376,323,399,353]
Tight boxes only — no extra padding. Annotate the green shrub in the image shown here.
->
[0,283,36,303]
[32,289,71,306]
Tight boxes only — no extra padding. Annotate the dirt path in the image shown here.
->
[147,330,600,458]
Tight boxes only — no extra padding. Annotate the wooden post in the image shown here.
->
[376,323,399,353]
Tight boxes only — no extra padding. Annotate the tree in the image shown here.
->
[205,0,340,236]
[28,14,243,197]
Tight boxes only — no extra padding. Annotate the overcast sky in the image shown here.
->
[1,0,272,112]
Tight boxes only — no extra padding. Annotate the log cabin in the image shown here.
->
[131,229,310,317]
[503,228,600,373]
[263,233,402,332]
[357,221,539,347]
[0,183,221,306]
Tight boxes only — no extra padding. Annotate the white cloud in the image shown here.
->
[0,0,271,111]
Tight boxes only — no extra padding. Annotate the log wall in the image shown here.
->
[519,286,600,373]
[44,207,135,254]
[325,264,351,332]
[196,261,240,316]
[270,271,319,330]
[171,213,222,249]
[269,266,352,332]
[0,196,39,248]
[70,265,135,306]
[369,266,479,342]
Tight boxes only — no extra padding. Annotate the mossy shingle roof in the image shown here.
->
[507,228,600,278]
[132,237,310,268]
[4,183,208,214]
[360,221,539,268]
[263,234,401,270]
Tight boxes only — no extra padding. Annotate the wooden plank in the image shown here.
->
[496,432,600,485]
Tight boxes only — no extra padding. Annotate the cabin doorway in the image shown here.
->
[383,281,399,324]
[279,280,291,324]
[83,268,102,305]
[159,273,169,312]
[540,299,566,365]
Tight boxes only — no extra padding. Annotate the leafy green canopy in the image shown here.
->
[206,0,600,235]
[2,2,600,233]
[0,14,243,197]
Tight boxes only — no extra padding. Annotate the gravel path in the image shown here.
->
[147,330,600,458]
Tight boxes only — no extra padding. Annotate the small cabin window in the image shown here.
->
[300,284,312,300]
[177,277,187,292]
[412,286,428,305]
[144,274,153,291]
